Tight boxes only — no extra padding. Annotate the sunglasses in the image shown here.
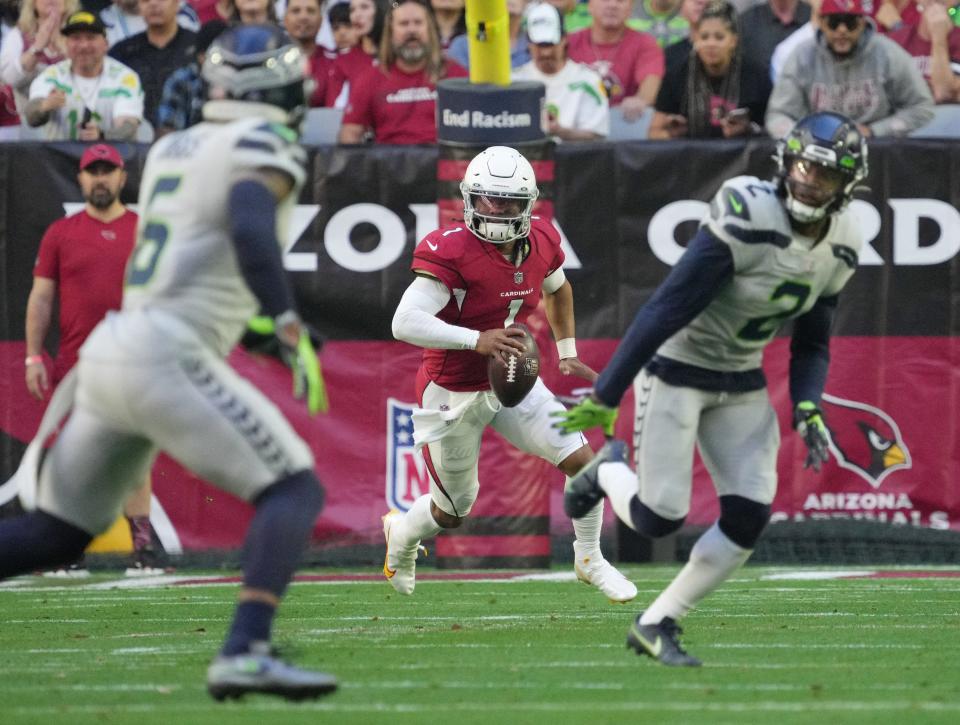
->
[825,13,862,30]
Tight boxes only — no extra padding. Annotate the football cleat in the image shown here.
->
[564,440,628,519]
[626,613,702,667]
[207,641,337,701]
[125,547,169,577]
[42,555,90,578]
[382,510,426,595]
[574,553,637,603]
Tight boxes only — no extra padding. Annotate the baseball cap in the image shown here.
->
[62,11,107,36]
[526,3,564,45]
[79,144,125,171]
[819,0,865,15]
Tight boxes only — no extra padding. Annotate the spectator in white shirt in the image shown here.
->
[514,2,610,140]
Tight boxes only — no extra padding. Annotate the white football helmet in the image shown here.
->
[460,146,539,244]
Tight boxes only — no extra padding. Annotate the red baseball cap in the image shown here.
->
[79,143,125,171]
[820,0,866,15]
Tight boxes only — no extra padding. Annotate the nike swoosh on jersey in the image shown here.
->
[728,194,744,214]
[426,240,439,251]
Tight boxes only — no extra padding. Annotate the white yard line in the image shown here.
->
[5,700,960,715]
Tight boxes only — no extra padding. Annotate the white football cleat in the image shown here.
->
[574,554,637,603]
[382,510,425,595]
[207,641,337,701]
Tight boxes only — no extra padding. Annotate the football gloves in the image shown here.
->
[246,315,328,415]
[793,401,829,472]
[552,396,618,437]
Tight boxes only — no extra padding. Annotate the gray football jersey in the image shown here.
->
[122,117,306,356]
[657,176,861,372]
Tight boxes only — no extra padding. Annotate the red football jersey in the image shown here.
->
[410,217,564,391]
[342,61,468,144]
[33,209,138,381]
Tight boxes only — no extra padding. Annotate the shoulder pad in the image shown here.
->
[231,119,306,185]
[706,176,792,249]
[529,216,561,245]
[414,225,470,261]
[825,207,864,269]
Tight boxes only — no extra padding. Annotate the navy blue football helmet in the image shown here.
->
[202,24,309,126]
[775,112,868,223]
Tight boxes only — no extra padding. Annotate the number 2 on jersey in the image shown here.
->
[737,280,811,341]
[126,176,182,287]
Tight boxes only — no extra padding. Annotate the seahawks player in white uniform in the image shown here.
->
[555,112,868,666]
[0,25,337,700]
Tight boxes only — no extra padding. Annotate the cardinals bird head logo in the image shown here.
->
[820,393,911,488]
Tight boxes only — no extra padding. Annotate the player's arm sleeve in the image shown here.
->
[593,227,734,407]
[789,294,837,406]
[391,275,479,350]
[227,179,296,318]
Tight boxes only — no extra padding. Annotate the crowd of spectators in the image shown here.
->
[0,0,958,142]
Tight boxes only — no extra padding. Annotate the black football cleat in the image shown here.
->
[564,439,628,519]
[207,642,338,701]
[626,613,702,667]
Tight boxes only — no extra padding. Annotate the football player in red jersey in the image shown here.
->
[385,145,637,603]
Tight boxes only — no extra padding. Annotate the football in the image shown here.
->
[487,323,540,407]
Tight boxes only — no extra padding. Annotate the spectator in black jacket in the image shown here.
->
[109,0,196,129]
[650,0,771,138]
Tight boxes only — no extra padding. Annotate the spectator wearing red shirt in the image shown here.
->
[25,144,161,575]
[889,0,960,102]
[566,0,665,119]
[190,0,229,25]
[283,0,338,106]
[327,0,388,107]
[338,0,467,144]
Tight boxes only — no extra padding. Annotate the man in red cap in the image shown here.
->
[766,0,934,136]
[24,144,162,576]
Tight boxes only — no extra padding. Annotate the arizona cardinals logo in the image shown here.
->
[821,393,911,488]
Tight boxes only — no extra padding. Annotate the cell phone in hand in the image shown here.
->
[725,107,750,122]
[81,107,92,127]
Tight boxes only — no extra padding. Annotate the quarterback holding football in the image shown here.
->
[386,145,636,603]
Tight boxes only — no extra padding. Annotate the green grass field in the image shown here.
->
[1,566,959,724]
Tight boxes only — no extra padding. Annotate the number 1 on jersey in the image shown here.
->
[504,299,523,327]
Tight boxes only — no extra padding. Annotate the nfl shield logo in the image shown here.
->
[385,398,430,512]
[514,271,524,284]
